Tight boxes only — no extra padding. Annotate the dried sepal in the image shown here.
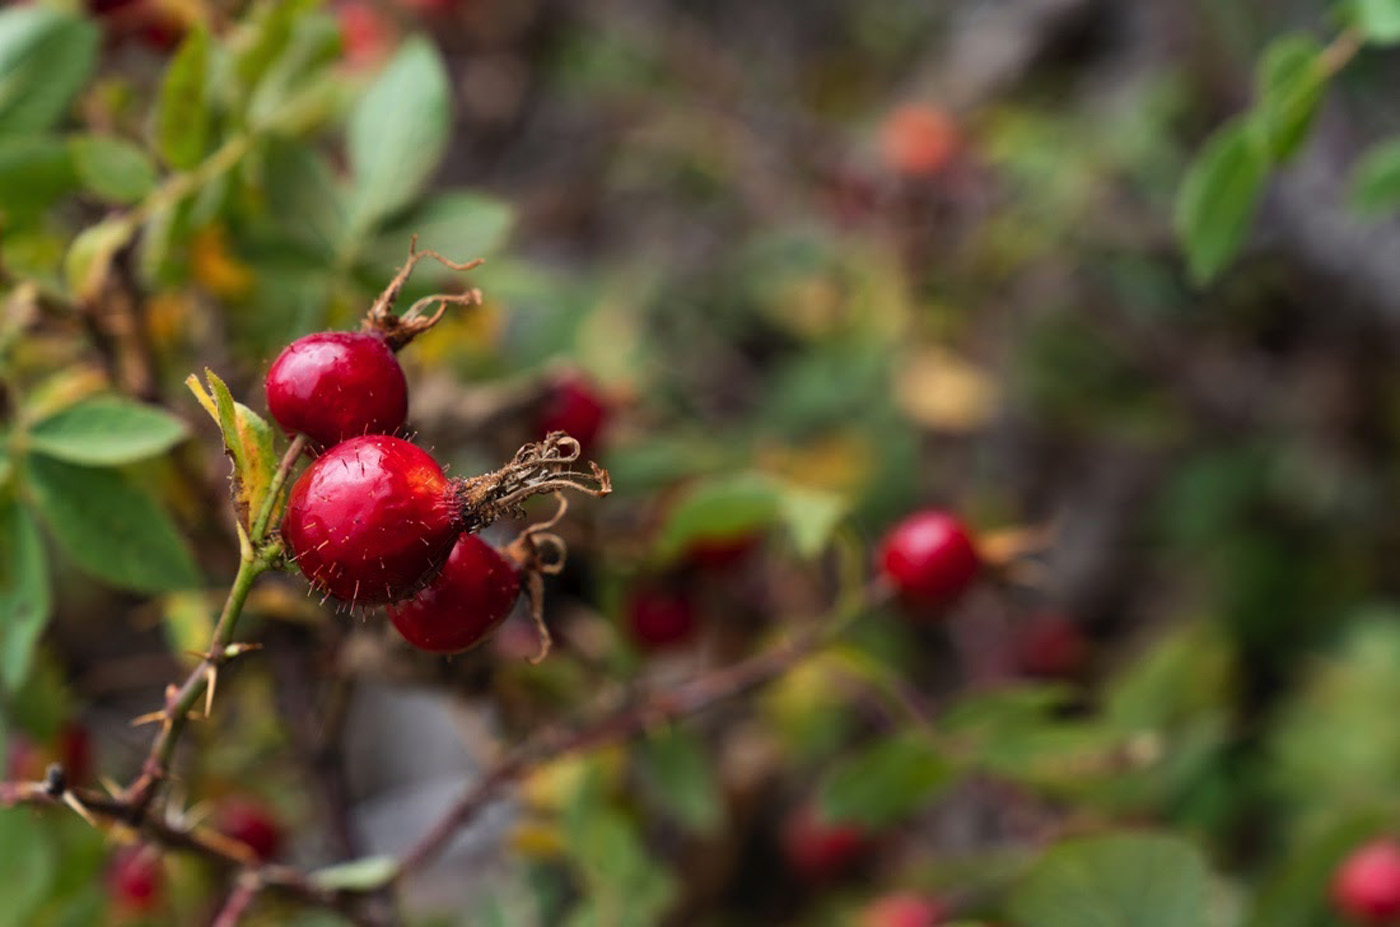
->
[362,236,485,350]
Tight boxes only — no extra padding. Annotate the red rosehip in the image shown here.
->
[781,804,873,883]
[108,847,162,914]
[626,587,696,652]
[1334,839,1400,922]
[860,893,948,927]
[1014,613,1089,679]
[877,510,980,612]
[217,799,283,863]
[537,376,608,452]
[265,331,408,449]
[685,533,758,571]
[879,104,960,179]
[388,534,522,653]
[57,722,93,786]
[336,1,396,69]
[283,436,460,605]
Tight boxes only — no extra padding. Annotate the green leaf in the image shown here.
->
[0,498,49,693]
[232,0,316,93]
[818,733,953,828]
[28,397,186,466]
[345,38,451,237]
[261,139,345,255]
[0,136,76,225]
[1355,0,1400,44]
[0,807,57,927]
[654,472,782,561]
[247,10,342,129]
[64,216,135,302]
[310,856,398,891]
[369,190,514,271]
[0,7,98,136]
[776,485,847,559]
[1253,34,1326,162]
[69,134,157,204]
[1009,833,1211,927]
[26,455,199,594]
[639,726,722,833]
[1348,137,1400,217]
[1174,117,1270,285]
[155,28,212,170]
[185,371,279,530]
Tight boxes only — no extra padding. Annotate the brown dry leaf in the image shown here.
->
[894,346,999,432]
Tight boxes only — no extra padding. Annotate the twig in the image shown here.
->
[394,627,831,879]
[211,872,262,927]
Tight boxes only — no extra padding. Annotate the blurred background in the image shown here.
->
[6,0,1400,924]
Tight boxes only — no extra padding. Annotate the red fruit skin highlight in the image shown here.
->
[283,436,459,605]
[265,331,408,448]
[217,799,283,863]
[626,587,697,652]
[1334,839,1400,922]
[877,510,980,612]
[782,804,873,883]
[860,893,948,927]
[388,534,522,654]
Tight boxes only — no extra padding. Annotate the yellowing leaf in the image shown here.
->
[895,346,1000,432]
[186,370,280,533]
[509,820,566,858]
[190,225,253,298]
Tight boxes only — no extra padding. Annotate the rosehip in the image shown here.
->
[283,436,460,605]
[265,331,408,448]
[58,721,93,786]
[1014,613,1089,679]
[537,376,608,451]
[336,1,396,69]
[860,893,948,927]
[217,799,283,863]
[626,587,696,652]
[879,104,959,178]
[1334,839,1400,922]
[685,533,758,570]
[388,534,522,653]
[877,510,980,612]
[781,804,873,883]
[107,846,162,914]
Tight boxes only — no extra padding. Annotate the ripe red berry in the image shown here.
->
[1334,839,1400,922]
[781,804,873,883]
[217,799,284,863]
[626,587,697,652]
[877,510,980,611]
[1014,613,1089,679]
[388,534,522,654]
[265,331,407,448]
[537,376,608,451]
[685,533,758,571]
[879,104,960,179]
[283,435,459,605]
[108,846,162,914]
[860,893,948,927]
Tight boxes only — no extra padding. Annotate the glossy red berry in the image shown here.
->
[537,376,608,451]
[388,534,522,654]
[626,587,697,652]
[108,847,162,913]
[781,804,873,883]
[217,799,283,863]
[860,893,948,927]
[1015,613,1089,679]
[265,331,407,448]
[877,510,980,611]
[283,436,459,605]
[1334,839,1400,922]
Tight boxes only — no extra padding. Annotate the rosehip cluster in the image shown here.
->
[266,247,610,657]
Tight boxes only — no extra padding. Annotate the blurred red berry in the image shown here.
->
[388,534,522,654]
[685,533,758,570]
[626,587,697,652]
[1334,839,1400,922]
[108,847,162,914]
[217,799,284,863]
[877,510,980,612]
[4,733,44,782]
[1014,613,1089,679]
[537,376,609,452]
[781,804,873,883]
[337,1,395,69]
[265,331,408,449]
[879,104,960,179]
[57,722,93,786]
[860,892,948,927]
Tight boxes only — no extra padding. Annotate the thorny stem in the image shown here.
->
[211,872,263,927]
[250,435,308,542]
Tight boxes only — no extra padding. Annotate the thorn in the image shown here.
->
[62,791,97,828]
[130,710,167,727]
[99,776,123,798]
[204,665,218,718]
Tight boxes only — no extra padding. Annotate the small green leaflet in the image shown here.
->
[186,370,280,532]
[1174,118,1269,285]
[28,397,186,466]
